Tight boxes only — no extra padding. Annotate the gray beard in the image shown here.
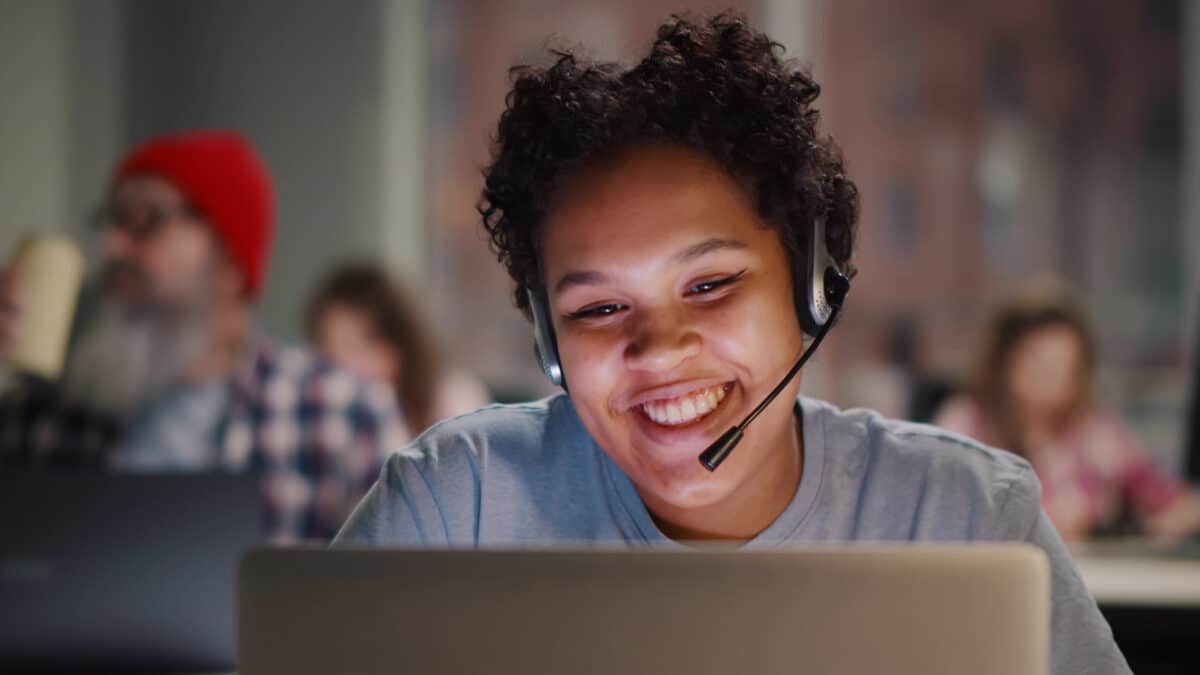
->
[60,297,212,422]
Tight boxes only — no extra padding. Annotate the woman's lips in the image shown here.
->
[628,381,738,450]
[638,382,731,426]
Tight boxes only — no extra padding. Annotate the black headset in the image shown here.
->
[527,217,849,390]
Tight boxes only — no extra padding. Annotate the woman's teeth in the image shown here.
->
[640,384,728,426]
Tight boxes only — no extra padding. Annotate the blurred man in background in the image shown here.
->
[0,131,408,540]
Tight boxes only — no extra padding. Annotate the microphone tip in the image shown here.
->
[698,427,744,472]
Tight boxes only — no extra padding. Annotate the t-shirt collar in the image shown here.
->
[588,395,828,548]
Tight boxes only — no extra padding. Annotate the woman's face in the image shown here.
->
[315,303,400,385]
[541,145,806,528]
[1005,323,1085,421]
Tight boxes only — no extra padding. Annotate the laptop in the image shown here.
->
[239,544,1050,675]
[0,472,261,672]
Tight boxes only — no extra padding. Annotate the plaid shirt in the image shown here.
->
[0,331,408,541]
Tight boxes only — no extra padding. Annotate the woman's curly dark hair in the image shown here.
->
[480,12,859,318]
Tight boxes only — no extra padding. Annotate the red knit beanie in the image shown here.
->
[114,130,275,298]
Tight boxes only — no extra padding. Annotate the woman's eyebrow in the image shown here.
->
[552,238,748,296]
[671,237,747,264]
[554,270,609,295]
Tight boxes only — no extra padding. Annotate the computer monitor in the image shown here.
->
[239,545,1050,675]
[0,473,261,672]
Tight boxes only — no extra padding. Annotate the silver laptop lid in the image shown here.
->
[239,545,1049,675]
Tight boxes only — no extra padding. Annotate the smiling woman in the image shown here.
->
[334,12,1130,674]
[541,145,810,540]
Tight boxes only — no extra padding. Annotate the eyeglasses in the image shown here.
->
[89,202,200,242]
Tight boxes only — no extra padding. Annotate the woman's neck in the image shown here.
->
[647,411,804,543]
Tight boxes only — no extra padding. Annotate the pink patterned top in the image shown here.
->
[935,397,1186,539]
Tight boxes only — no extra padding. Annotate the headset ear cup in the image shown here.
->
[797,267,821,337]
[526,287,565,388]
[799,217,849,336]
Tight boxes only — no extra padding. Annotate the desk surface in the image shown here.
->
[1070,541,1200,607]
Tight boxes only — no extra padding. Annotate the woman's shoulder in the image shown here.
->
[805,397,1042,534]
[382,394,582,473]
[810,396,1021,467]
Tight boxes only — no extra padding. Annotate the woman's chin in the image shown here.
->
[632,454,733,510]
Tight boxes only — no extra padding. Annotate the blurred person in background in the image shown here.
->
[936,289,1200,542]
[334,13,1127,673]
[306,261,491,436]
[0,131,408,540]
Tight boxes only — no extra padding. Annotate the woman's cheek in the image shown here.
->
[561,327,617,368]
[560,330,627,407]
[699,303,766,357]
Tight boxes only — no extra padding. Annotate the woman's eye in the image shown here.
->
[687,270,746,296]
[566,303,626,321]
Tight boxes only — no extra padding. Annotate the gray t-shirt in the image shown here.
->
[334,394,1130,674]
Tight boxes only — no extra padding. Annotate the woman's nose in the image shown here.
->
[623,308,701,373]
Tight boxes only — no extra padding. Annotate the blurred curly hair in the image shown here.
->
[480,12,859,318]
